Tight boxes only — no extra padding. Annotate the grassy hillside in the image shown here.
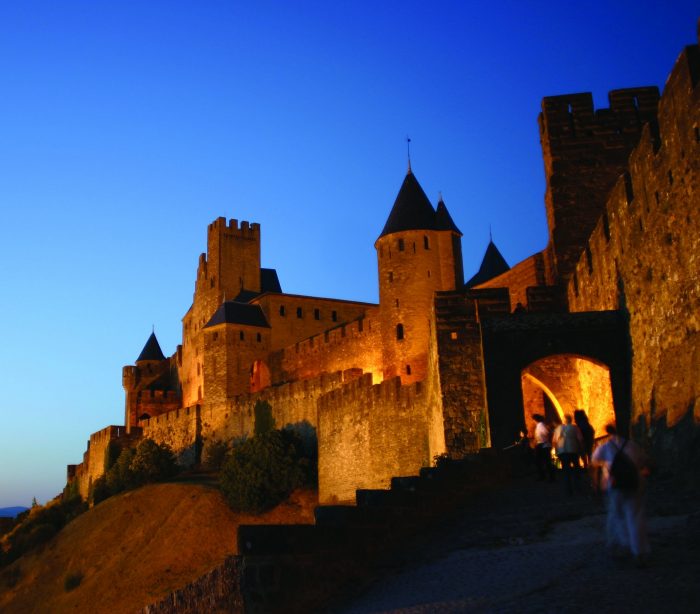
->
[0,482,317,613]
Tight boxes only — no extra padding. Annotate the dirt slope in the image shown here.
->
[0,483,317,613]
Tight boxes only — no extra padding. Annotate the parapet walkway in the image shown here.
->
[332,475,700,613]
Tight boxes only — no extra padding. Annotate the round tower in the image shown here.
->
[375,169,463,383]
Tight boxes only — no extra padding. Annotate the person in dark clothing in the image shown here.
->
[574,409,595,468]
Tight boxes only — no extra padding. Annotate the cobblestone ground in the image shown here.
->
[331,474,700,613]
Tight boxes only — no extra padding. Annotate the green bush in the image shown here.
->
[0,496,87,567]
[64,571,83,591]
[130,439,178,484]
[105,447,136,494]
[219,429,310,514]
[204,439,230,470]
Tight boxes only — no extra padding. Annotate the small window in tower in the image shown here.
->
[213,332,218,341]
[427,270,431,278]
[332,310,337,322]
[668,170,673,185]
[398,238,405,251]
[450,331,458,340]
[297,307,303,318]
[406,365,411,375]
[210,278,215,288]
[388,272,393,282]
[424,235,430,249]
[314,308,320,320]
[695,126,700,142]
[240,331,245,340]
[279,305,286,316]
[395,299,399,308]
[257,332,262,342]
[396,323,404,340]
[412,242,416,253]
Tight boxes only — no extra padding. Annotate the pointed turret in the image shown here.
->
[465,240,511,288]
[379,171,437,238]
[136,332,166,362]
[435,196,462,235]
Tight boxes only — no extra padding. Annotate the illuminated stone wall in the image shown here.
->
[140,406,201,466]
[317,374,431,503]
[271,313,383,384]
[568,42,700,434]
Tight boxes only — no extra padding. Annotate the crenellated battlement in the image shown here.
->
[540,87,660,146]
[318,373,423,411]
[207,216,260,237]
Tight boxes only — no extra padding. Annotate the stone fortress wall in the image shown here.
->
[567,42,700,436]
[68,22,700,502]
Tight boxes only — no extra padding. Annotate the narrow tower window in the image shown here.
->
[406,365,411,375]
[331,310,338,322]
[279,305,286,316]
[424,235,430,249]
[398,238,405,251]
[297,307,303,318]
[396,323,404,340]
[239,331,245,340]
[314,308,320,320]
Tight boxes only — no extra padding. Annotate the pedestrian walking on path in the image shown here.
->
[553,414,584,495]
[591,424,651,566]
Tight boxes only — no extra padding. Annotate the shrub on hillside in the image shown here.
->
[130,439,178,484]
[91,439,179,505]
[0,497,87,567]
[219,428,313,514]
[64,570,83,591]
[203,439,230,470]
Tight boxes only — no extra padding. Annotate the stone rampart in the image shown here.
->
[568,42,700,438]
[317,374,430,503]
[140,405,202,466]
[271,314,382,385]
[69,425,141,499]
[201,369,363,449]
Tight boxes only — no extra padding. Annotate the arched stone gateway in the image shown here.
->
[521,355,615,439]
[480,311,630,449]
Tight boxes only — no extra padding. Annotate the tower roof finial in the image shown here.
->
[406,135,412,174]
[489,224,493,242]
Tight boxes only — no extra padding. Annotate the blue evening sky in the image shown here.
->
[1,1,697,507]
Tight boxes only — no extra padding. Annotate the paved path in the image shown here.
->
[332,476,700,613]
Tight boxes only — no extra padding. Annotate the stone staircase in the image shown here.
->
[237,450,512,613]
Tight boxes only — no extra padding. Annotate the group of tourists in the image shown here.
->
[532,410,594,490]
[530,410,651,567]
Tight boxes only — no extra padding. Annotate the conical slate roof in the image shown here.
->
[136,332,166,362]
[465,241,510,288]
[379,171,437,238]
[205,301,271,329]
[435,197,462,235]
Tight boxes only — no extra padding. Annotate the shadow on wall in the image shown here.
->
[633,404,700,488]
[283,420,318,460]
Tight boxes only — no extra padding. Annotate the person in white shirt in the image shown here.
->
[553,414,584,495]
[591,424,651,565]
[533,414,554,482]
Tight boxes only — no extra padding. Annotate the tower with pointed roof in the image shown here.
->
[375,169,463,383]
[122,331,180,431]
